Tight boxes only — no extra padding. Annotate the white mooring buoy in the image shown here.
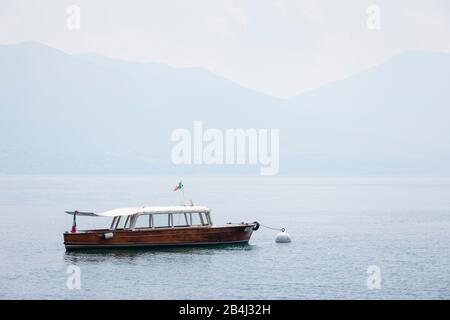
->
[275,228,291,243]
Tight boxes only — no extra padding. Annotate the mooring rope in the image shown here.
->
[259,224,285,232]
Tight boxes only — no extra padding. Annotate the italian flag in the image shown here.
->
[173,181,183,192]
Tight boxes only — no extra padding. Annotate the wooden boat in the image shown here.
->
[63,206,259,250]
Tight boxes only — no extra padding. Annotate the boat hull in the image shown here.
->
[64,224,255,250]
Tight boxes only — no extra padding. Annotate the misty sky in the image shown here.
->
[1,0,449,97]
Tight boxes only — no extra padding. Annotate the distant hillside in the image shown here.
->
[0,42,285,174]
[0,42,449,174]
[287,52,450,174]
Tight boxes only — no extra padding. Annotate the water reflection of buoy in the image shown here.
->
[275,228,291,243]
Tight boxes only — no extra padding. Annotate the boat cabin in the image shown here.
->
[110,207,213,230]
[66,206,213,233]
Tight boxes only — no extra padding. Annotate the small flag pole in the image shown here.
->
[182,185,185,205]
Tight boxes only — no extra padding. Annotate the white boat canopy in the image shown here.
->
[65,206,211,217]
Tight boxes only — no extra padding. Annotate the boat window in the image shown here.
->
[123,216,131,229]
[114,216,130,229]
[114,216,122,229]
[110,216,126,229]
[199,213,210,225]
[172,213,189,227]
[152,214,171,228]
[205,212,212,225]
[190,213,204,226]
[134,214,152,229]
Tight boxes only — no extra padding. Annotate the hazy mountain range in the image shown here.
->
[1,42,449,175]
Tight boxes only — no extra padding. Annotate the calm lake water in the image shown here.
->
[0,175,449,299]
